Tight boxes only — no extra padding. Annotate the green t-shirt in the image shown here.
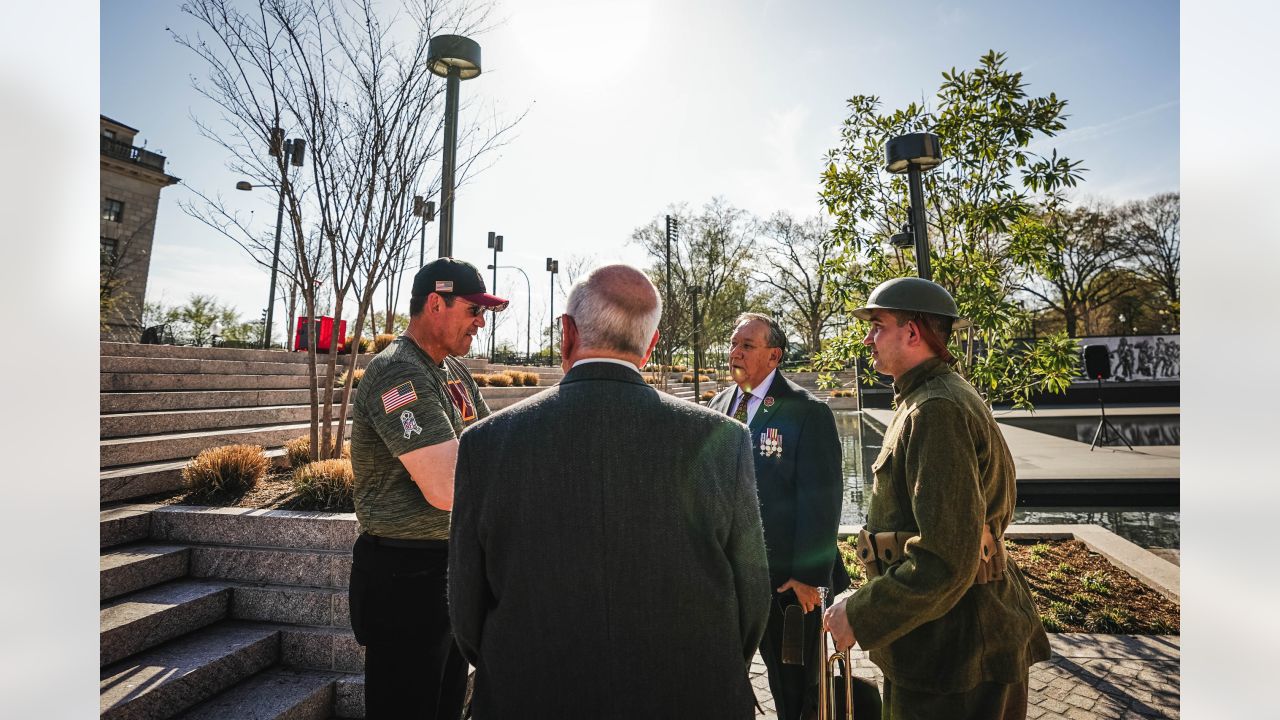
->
[350,336,490,540]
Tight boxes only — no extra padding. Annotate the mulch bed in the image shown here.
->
[159,469,355,513]
[837,538,1179,635]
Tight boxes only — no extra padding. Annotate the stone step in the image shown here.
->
[102,405,320,439]
[279,626,363,673]
[334,674,366,719]
[190,544,351,589]
[102,388,350,413]
[101,579,232,667]
[102,355,316,377]
[101,543,190,601]
[101,504,158,549]
[230,582,350,629]
[102,451,290,503]
[103,372,324,392]
[100,620,280,720]
[102,341,363,365]
[174,666,341,720]
[101,422,347,467]
[150,505,358,552]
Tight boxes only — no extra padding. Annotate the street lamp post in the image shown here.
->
[884,132,943,280]
[412,196,436,267]
[487,232,503,359]
[547,257,559,365]
[488,264,531,362]
[427,35,482,258]
[237,127,304,349]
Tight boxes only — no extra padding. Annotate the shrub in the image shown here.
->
[338,368,365,388]
[1080,571,1113,596]
[1039,613,1064,633]
[1085,606,1132,633]
[644,375,661,385]
[1028,542,1051,559]
[471,373,489,387]
[183,444,270,495]
[285,435,350,468]
[356,336,374,353]
[292,459,354,511]
[698,368,717,376]
[374,333,397,352]
[1049,600,1084,625]
[522,372,540,386]
[485,373,513,387]
[700,390,715,402]
[680,373,711,383]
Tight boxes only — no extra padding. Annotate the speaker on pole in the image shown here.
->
[1083,344,1111,380]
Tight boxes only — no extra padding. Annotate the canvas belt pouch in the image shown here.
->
[856,523,1008,584]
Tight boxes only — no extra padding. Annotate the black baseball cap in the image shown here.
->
[411,257,509,311]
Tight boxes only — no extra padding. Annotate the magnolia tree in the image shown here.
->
[176,0,519,459]
[816,51,1083,408]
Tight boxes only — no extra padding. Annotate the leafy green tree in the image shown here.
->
[817,50,1083,407]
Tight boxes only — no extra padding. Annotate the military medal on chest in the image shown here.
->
[760,427,783,457]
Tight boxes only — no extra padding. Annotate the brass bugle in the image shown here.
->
[817,587,855,719]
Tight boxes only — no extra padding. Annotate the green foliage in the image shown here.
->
[1085,606,1131,633]
[816,372,840,390]
[1080,571,1113,596]
[1038,613,1063,633]
[147,294,246,346]
[816,50,1084,408]
[182,444,270,495]
[1028,542,1051,559]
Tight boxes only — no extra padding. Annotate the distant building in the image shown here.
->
[100,115,180,342]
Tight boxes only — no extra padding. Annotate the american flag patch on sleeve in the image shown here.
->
[381,381,418,413]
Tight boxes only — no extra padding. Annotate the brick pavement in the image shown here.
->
[750,633,1179,719]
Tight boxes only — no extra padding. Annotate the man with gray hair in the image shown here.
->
[449,264,771,718]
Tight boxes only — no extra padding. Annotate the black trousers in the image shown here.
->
[349,533,468,720]
[759,591,822,720]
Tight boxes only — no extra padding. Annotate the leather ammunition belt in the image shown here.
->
[855,522,1007,585]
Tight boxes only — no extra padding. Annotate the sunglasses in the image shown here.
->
[456,299,487,317]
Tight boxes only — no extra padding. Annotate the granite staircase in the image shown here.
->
[100,504,366,718]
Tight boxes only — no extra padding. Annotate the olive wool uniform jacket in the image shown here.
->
[448,361,772,719]
[709,371,845,590]
[844,358,1051,695]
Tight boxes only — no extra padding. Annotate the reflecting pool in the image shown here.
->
[834,411,1180,549]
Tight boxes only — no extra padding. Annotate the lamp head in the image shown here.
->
[235,181,253,191]
[885,132,943,174]
[427,35,482,80]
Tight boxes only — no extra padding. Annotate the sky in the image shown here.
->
[100,0,1179,349]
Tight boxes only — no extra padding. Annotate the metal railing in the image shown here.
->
[101,136,168,172]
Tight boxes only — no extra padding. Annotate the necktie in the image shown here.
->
[732,391,750,423]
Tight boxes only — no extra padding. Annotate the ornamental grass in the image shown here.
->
[292,459,354,511]
[374,333,397,352]
[485,373,513,387]
[471,373,489,387]
[284,434,350,468]
[338,368,365,388]
[182,444,270,496]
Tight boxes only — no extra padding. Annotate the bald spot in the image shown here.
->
[587,264,659,315]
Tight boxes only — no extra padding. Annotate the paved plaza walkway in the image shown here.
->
[748,633,1179,719]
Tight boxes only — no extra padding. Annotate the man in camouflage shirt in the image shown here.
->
[824,278,1050,720]
[348,257,508,719]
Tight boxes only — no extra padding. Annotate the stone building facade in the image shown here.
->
[100,115,180,341]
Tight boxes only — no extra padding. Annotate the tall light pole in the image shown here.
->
[427,35,482,258]
[412,196,436,267]
[489,264,531,362]
[664,215,678,369]
[885,132,943,280]
[547,257,559,364]
[237,127,303,349]
[487,232,503,358]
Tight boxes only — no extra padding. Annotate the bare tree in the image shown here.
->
[754,211,840,359]
[1118,191,1180,308]
[175,0,521,459]
[1019,202,1136,337]
[633,197,757,367]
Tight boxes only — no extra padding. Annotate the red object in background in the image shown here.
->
[294,316,348,352]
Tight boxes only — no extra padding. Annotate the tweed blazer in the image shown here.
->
[449,361,771,719]
[709,371,844,589]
